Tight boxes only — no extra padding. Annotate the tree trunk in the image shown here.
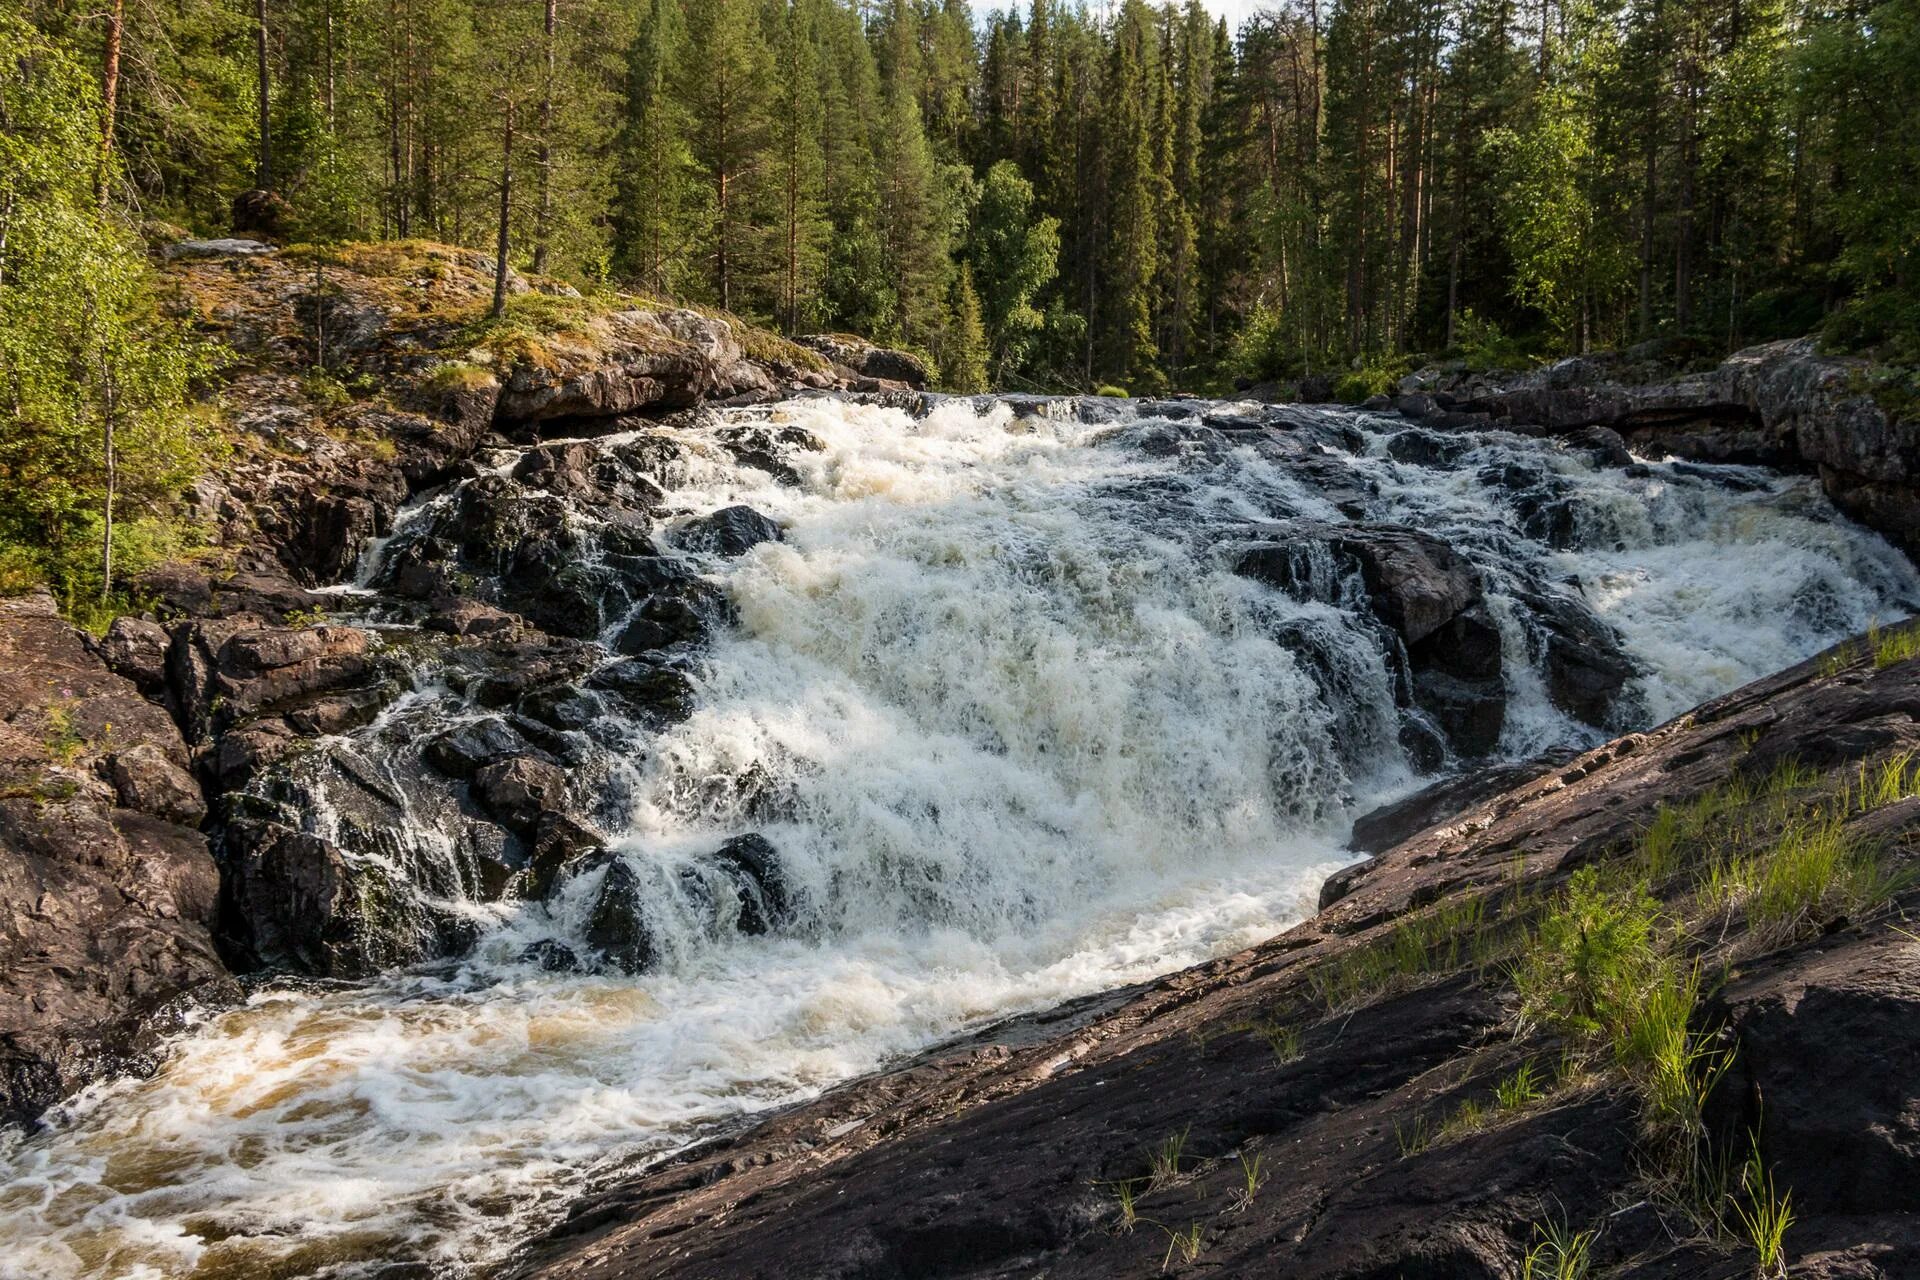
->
[533,0,558,275]
[99,364,118,604]
[324,0,336,130]
[493,99,515,319]
[97,0,125,209]
[255,0,273,189]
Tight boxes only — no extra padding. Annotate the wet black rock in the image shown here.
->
[589,658,698,724]
[710,834,790,935]
[1387,429,1472,469]
[681,505,782,557]
[614,581,731,654]
[1517,585,1640,727]
[581,855,658,972]
[424,717,529,779]
[472,756,570,837]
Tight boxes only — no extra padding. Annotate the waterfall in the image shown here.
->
[3,395,1914,1280]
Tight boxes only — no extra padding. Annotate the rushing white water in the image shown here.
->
[3,396,1915,1280]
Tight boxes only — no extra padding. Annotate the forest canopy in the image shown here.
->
[7,0,1919,393]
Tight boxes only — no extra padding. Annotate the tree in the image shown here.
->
[1102,0,1160,387]
[940,262,990,392]
[678,0,773,312]
[616,0,692,295]
[967,160,1060,379]
[769,0,828,333]
[0,15,216,611]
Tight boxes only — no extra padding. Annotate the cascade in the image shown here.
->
[3,395,1914,1280]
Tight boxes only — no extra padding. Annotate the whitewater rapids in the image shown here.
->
[2,395,1915,1280]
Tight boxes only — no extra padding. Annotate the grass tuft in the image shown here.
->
[1732,1138,1794,1277]
[1521,1219,1595,1280]
[1146,1127,1190,1190]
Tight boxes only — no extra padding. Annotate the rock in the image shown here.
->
[99,616,172,694]
[219,821,427,976]
[473,756,570,837]
[1342,747,1582,864]
[105,743,207,826]
[1518,586,1640,727]
[1559,424,1633,468]
[589,658,697,724]
[614,582,729,654]
[794,335,931,390]
[1386,429,1471,468]
[581,856,657,972]
[1416,338,1920,559]
[709,834,790,935]
[424,599,522,637]
[1332,525,1484,647]
[0,594,233,1127]
[680,505,782,557]
[525,813,607,900]
[160,236,275,260]
[423,717,527,779]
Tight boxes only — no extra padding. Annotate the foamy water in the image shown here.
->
[2,397,1913,1280]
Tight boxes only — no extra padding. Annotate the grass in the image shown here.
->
[1232,1017,1302,1063]
[1232,1150,1266,1211]
[1871,619,1920,668]
[1496,1060,1545,1110]
[1147,1127,1190,1189]
[1522,1220,1595,1280]
[1158,1221,1204,1270]
[1308,893,1516,1009]
[1816,618,1920,674]
[1107,1176,1142,1232]
[1732,1138,1794,1277]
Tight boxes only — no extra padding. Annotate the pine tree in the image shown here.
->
[769,0,828,333]
[941,263,991,392]
[677,0,774,313]
[617,0,691,295]
[1102,0,1160,388]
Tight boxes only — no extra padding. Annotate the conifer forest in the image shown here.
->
[9,0,1917,399]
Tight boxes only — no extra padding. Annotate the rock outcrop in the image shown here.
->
[0,594,234,1128]
[506,636,1920,1280]
[1396,338,1920,557]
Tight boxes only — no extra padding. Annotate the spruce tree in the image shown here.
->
[1102,0,1160,388]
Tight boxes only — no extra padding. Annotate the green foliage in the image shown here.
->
[1332,358,1415,404]
[1732,1139,1794,1276]
[1521,1220,1595,1280]
[1514,868,1662,1040]
[0,15,222,617]
[965,161,1060,379]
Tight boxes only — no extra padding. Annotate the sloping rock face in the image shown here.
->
[0,595,235,1128]
[506,640,1920,1280]
[157,242,896,599]
[1398,339,1920,556]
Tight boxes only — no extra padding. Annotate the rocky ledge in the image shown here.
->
[507,634,1920,1280]
[1387,338,1920,556]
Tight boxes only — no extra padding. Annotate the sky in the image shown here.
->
[988,1,1269,30]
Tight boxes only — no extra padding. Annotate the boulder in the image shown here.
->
[105,743,207,826]
[581,855,657,972]
[99,616,172,694]
[473,755,570,837]
[424,717,528,779]
[589,658,697,724]
[680,505,782,557]
[794,336,932,390]
[709,833,791,935]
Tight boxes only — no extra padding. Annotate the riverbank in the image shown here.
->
[508,634,1920,1280]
